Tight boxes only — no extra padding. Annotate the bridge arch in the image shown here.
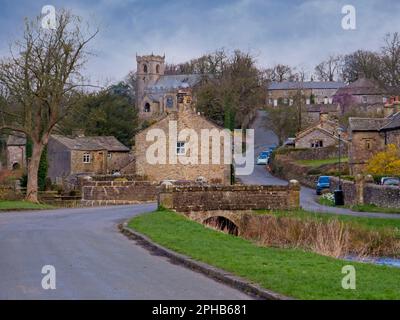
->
[203,216,239,236]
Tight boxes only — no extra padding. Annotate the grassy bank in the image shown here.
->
[0,200,55,211]
[255,209,400,231]
[129,209,400,300]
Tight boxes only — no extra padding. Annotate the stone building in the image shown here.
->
[135,108,231,184]
[348,112,400,175]
[303,103,340,125]
[136,54,202,120]
[383,96,400,117]
[266,81,345,107]
[6,133,26,170]
[48,135,131,182]
[332,77,388,114]
[295,119,347,149]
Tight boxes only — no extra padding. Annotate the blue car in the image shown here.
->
[316,176,331,195]
[268,145,277,152]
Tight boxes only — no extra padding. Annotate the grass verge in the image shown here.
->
[317,196,400,215]
[296,157,349,168]
[351,204,400,215]
[0,200,55,211]
[129,208,400,300]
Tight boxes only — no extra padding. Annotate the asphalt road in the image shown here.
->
[0,205,252,300]
[237,110,400,219]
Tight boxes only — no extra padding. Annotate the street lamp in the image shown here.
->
[334,127,345,206]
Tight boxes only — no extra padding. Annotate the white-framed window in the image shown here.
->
[176,141,186,155]
[311,140,324,148]
[83,153,91,163]
[108,153,112,159]
[362,96,368,103]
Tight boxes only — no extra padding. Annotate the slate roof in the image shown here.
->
[335,78,386,96]
[147,74,202,92]
[268,81,346,90]
[348,118,389,132]
[381,112,400,131]
[7,133,26,146]
[306,104,339,113]
[51,135,129,152]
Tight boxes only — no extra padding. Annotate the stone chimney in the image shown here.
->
[72,129,85,138]
[384,96,400,117]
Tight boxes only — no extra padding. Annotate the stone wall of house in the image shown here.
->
[386,128,400,146]
[295,129,338,149]
[71,150,107,175]
[106,152,131,173]
[6,145,25,170]
[135,110,231,184]
[81,180,158,205]
[349,131,386,175]
[158,181,300,212]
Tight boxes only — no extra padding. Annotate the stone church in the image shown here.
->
[136,54,201,120]
[134,54,232,185]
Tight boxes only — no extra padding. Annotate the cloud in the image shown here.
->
[0,0,399,85]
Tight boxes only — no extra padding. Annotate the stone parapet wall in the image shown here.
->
[364,184,400,209]
[330,176,400,208]
[82,180,158,202]
[329,176,357,205]
[158,182,300,212]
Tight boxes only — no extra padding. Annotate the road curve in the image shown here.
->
[237,110,400,220]
[0,205,252,300]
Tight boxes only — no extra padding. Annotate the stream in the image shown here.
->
[346,256,400,268]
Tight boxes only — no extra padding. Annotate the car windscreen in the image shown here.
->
[384,179,400,185]
[318,177,330,184]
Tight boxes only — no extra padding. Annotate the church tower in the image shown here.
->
[136,54,165,108]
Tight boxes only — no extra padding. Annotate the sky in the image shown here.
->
[0,0,399,86]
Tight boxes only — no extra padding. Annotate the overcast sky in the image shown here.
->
[0,0,399,86]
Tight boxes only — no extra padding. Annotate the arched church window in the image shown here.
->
[156,64,160,73]
[144,103,151,113]
[143,64,148,73]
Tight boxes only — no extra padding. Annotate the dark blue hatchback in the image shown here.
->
[316,176,331,195]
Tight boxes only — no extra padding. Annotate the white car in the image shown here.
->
[256,152,269,165]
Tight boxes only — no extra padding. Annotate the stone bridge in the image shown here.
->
[185,210,254,236]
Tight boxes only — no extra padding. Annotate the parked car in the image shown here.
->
[316,176,331,195]
[381,177,400,186]
[268,145,277,152]
[256,152,269,165]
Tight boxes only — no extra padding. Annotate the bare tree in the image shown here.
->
[314,55,343,82]
[381,32,400,90]
[0,10,98,202]
[341,50,381,83]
